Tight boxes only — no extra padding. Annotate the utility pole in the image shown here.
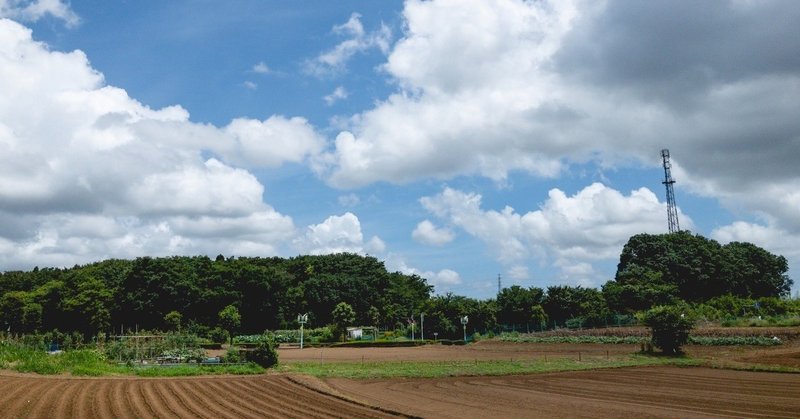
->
[497,273,502,295]
[661,149,680,233]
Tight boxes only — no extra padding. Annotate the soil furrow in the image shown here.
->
[210,379,279,416]
[224,378,298,415]
[142,379,182,418]
[25,379,68,418]
[191,379,265,418]
[130,380,159,418]
[156,380,213,419]
[93,378,115,419]
[172,379,231,418]
[1,379,49,417]
[108,379,128,417]
[73,379,98,419]
[52,379,80,418]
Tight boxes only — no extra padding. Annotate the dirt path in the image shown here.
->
[326,366,800,418]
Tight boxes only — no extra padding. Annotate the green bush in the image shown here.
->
[247,335,278,368]
[224,347,242,363]
[208,327,229,345]
[641,305,694,354]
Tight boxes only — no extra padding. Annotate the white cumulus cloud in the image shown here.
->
[0,0,79,27]
[421,183,691,285]
[411,220,454,246]
[0,18,330,269]
[318,0,800,257]
[294,212,385,256]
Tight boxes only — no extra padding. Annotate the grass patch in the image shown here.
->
[1,341,265,376]
[688,336,781,346]
[0,345,115,376]
[280,355,700,379]
[499,334,643,344]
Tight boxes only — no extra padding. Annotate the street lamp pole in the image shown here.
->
[461,315,469,342]
[297,313,308,349]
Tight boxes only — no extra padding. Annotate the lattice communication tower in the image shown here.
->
[661,149,680,233]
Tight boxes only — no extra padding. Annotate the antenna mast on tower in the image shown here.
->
[497,274,502,295]
[661,149,680,233]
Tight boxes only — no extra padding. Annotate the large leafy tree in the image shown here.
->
[496,286,544,330]
[615,232,791,305]
[722,242,791,298]
[218,304,241,344]
[542,286,609,327]
[642,305,694,354]
[602,268,678,314]
[0,291,41,333]
[331,302,356,341]
[63,274,113,336]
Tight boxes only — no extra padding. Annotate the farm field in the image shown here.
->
[325,366,800,418]
[0,372,398,418]
[2,338,799,418]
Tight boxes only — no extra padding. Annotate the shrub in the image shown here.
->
[248,335,278,368]
[641,305,694,354]
[224,347,242,363]
[208,327,229,345]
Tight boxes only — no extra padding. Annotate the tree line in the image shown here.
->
[0,232,794,340]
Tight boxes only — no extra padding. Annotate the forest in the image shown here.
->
[0,231,795,340]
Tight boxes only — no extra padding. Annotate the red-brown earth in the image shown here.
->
[2,337,799,418]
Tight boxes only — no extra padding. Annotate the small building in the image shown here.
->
[347,326,377,340]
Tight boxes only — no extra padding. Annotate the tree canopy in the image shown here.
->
[0,253,432,336]
[610,232,792,307]
[0,233,793,338]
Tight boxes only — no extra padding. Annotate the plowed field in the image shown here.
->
[0,373,402,418]
[326,366,800,418]
[3,338,800,418]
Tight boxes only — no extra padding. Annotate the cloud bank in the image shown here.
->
[0,18,329,268]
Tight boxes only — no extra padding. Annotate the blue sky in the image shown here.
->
[1,0,798,298]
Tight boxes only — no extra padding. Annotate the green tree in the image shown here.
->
[529,305,548,330]
[331,302,356,341]
[164,310,182,331]
[616,232,792,303]
[496,286,543,330]
[63,275,113,336]
[602,267,679,314]
[249,335,279,368]
[641,305,694,354]
[218,304,241,345]
[722,242,792,298]
[0,291,45,333]
[367,305,380,336]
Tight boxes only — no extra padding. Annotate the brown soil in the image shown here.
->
[279,338,800,368]
[3,338,799,418]
[0,373,402,418]
[325,366,800,418]
[278,340,640,364]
